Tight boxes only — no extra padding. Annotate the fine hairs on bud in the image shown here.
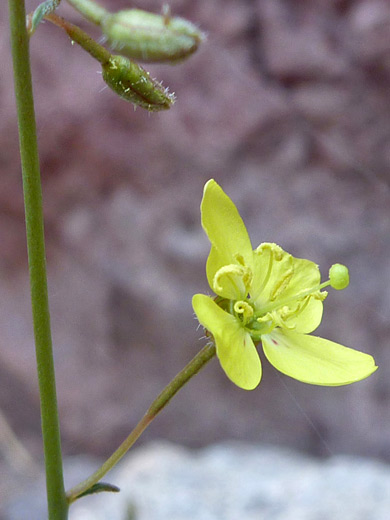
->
[102,55,175,111]
[101,8,205,64]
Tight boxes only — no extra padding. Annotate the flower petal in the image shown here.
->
[192,294,261,390]
[277,256,324,333]
[206,246,251,300]
[251,243,294,303]
[201,180,253,283]
[262,329,377,386]
[281,257,321,299]
[252,245,320,302]
[285,297,323,334]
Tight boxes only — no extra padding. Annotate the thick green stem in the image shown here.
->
[8,1,67,519]
[67,343,216,503]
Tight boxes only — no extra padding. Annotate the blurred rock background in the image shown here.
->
[1,0,390,512]
[7,442,390,520]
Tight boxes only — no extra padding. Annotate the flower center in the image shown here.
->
[245,285,326,340]
[230,282,330,342]
[213,243,349,344]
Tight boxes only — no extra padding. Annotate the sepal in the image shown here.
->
[28,0,61,35]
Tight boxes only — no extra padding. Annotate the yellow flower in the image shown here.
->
[192,180,378,390]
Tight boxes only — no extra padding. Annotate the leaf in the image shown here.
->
[76,481,120,500]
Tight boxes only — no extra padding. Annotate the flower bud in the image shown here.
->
[101,8,205,64]
[102,55,175,111]
[329,264,350,290]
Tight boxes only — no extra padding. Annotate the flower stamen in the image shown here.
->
[213,262,252,299]
[255,279,331,319]
[269,267,293,301]
[253,243,285,297]
[234,301,254,325]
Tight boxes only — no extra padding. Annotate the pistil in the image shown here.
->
[253,280,330,319]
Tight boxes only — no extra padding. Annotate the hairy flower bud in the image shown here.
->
[329,264,350,290]
[101,8,205,64]
[102,55,175,111]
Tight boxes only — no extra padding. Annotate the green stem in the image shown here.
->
[8,1,67,519]
[66,0,107,25]
[45,12,111,64]
[67,343,216,503]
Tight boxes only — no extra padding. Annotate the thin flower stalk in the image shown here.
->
[67,343,216,503]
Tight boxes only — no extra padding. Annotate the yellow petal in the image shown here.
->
[251,243,294,303]
[282,256,321,299]
[201,180,253,284]
[286,297,323,334]
[192,294,261,390]
[262,329,377,386]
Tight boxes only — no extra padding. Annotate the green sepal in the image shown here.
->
[28,0,61,35]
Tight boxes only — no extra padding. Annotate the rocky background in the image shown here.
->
[1,0,390,511]
[6,441,390,519]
